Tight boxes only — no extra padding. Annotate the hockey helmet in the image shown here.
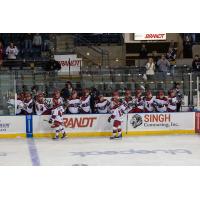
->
[112,90,120,99]
[157,90,164,97]
[52,98,62,108]
[53,89,61,99]
[146,90,152,97]
[125,89,132,96]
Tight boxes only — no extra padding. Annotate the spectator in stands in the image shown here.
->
[0,42,3,67]
[191,33,196,44]
[61,81,73,100]
[145,58,155,81]
[33,33,42,47]
[139,44,148,59]
[24,33,33,56]
[42,34,50,52]
[152,50,159,70]
[192,55,200,71]
[44,56,61,71]
[6,42,19,60]
[33,33,42,57]
[157,54,170,81]
[166,47,176,76]
[183,35,192,58]
[166,48,176,64]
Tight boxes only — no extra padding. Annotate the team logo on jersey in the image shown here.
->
[130,114,143,128]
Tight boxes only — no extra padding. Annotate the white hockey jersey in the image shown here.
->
[110,104,127,122]
[16,99,24,114]
[123,96,134,112]
[133,96,144,110]
[67,98,81,114]
[35,101,47,115]
[167,96,177,111]
[23,99,34,114]
[154,97,168,112]
[95,99,110,114]
[80,95,91,113]
[143,96,155,112]
[50,106,65,123]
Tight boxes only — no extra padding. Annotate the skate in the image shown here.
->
[115,133,122,139]
[61,133,67,139]
[110,135,117,140]
[52,135,59,140]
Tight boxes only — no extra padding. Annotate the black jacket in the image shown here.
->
[192,59,200,71]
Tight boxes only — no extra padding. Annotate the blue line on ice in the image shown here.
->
[27,139,40,166]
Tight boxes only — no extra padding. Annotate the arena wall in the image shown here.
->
[0,112,197,138]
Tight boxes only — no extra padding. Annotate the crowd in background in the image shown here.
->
[140,43,200,82]
[140,43,177,82]
[0,33,50,68]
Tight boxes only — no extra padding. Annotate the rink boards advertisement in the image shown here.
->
[0,112,197,138]
[127,112,195,135]
[32,114,126,137]
[0,116,26,138]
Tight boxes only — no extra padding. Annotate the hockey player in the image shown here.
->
[22,92,34,115]
[108,100,128,139]
[130,89,144,113]
[16,93,24,115]
[167,89,177,112]
[109,90,121,112]
[123,89,134,112]
[48,98,67,140]
[35,92,49,115]
[154,90,168,113]
[53,89,63,105]
[95,94,110,114]
[67,90,81,114]
[143,90,155,113]
[80,88,91,114]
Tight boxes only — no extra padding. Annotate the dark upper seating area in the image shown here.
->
[74,33,123,46]
[0,33,51,60]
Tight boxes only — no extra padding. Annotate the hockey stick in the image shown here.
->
[125,113,128,135]
[43,119,49,122]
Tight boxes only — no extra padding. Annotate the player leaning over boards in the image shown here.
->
[108,99,128,140]
[48,98,67,140]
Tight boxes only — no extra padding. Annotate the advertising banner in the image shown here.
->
[0,116,26,137]
[134,33,166,40]
[33,114,126,137]
[54,54,82,74]
[127,112,195,135]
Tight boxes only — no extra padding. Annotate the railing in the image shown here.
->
[73,34,110,66]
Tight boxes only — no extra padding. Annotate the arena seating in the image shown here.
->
[74,33,123,46]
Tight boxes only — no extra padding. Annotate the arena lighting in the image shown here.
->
[115,58,119,62]
[86,52,90,56]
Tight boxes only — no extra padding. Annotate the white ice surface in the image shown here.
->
[0,135,200,166]
[0,139,31,166]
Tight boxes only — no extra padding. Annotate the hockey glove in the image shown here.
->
[48,119,53,124]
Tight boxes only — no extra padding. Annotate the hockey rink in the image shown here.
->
[0,135,200,166]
